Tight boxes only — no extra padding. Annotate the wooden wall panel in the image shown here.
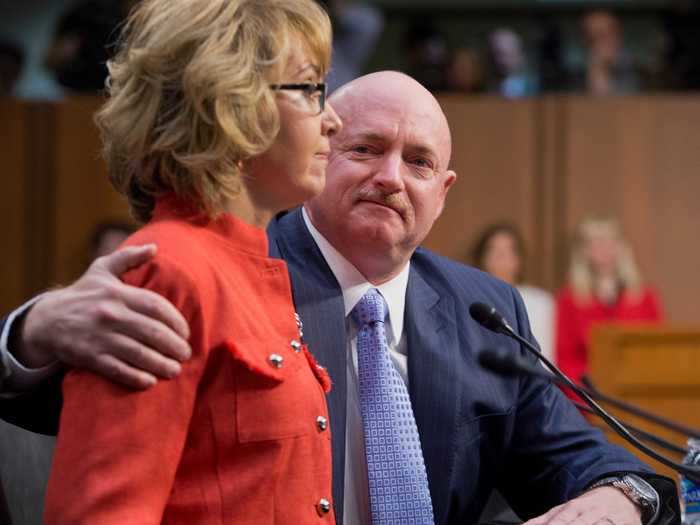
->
[561,97,660,287]
[537,96,568,291]
[426,96,541,282]
[649,99,700,323]
[50,97,133,285]
[0,99,28,314]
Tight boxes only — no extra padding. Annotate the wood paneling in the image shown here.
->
[0,99,28,314]
[425,96,541,281]
[50,98,132,285]
[649,99,700,323]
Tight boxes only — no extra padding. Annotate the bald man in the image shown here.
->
[1,72,677,524]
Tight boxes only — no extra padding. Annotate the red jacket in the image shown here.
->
[554,285,662,386]
[45,197,335,524]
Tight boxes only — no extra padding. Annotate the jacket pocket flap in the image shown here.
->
[223,339,300,384]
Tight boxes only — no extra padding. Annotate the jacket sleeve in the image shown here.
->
[44,254,208,525]
[0,306,63,436]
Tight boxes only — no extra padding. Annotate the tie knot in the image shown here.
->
[351,288,387,326]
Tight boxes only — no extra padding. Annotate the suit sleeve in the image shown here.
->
[0,302,63,435]
[44,255,208,525]
[498,287,654,518]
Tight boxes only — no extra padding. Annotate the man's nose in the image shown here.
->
[373,154,405,193]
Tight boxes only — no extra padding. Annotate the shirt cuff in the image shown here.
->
[0,294,61,394]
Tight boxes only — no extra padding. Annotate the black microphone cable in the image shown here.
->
[469,301,700,484]
[580,375,700,439]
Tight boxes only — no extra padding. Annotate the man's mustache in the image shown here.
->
[354,188,411,219]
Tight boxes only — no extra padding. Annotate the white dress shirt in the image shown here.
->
[302,208,411,525]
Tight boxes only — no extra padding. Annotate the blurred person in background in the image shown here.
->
[486,27,538,98]
[42,0,341,522]
[536,21,568,93]
[446,46,485,93]
[662,0,700,90]
[0,40,24,96]
[401,20,450,92]
[574,9,641,95]
[318,0,384,92]
[44,0,128,92]
[555,217,663,387]
[473,223,554,362]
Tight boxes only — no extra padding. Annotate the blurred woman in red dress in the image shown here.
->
[555,217,663,387]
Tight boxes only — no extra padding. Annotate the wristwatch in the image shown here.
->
[589,474,660,525]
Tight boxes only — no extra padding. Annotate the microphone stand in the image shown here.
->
[571,402,688,456]
[470,302,700,484]
[580,376,700,439]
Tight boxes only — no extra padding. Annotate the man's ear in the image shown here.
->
[436,170,457,218]
[443,170,457,194]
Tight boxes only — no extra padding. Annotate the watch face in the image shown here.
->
[625,475,657,502]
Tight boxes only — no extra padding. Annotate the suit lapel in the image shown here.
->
[405,266,460,524]
[268,209,348,521]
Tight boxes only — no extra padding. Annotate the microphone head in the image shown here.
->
[478,348,521,377]
[469,302,509,334]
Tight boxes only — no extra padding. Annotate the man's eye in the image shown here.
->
[352,145,372,154]
[411,158,432,169]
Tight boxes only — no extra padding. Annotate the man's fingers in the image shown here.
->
[120,285,191,344]
[112,306,191,363]
[92,354,158,390]
[109,333,183,379]
[547,507,583,525]
[97,244,158,276]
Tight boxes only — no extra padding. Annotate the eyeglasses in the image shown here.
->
[270,82,327,115]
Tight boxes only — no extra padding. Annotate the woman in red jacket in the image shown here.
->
[44,0,341,523]
[555,217,662,387]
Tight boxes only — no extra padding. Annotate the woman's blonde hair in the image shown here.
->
[568,216,642,300]
[96,0,332,222]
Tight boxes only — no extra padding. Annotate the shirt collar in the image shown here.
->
[301,207,410,344]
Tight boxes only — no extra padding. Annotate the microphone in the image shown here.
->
[470,301,700,483]
[478,349,688,456]
[469,302,513,335]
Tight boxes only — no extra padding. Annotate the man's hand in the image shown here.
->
[15,244,191,389]
[524,486,642,525]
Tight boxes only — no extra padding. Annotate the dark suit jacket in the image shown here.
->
[0,208,681,524]
[268,208,680,524]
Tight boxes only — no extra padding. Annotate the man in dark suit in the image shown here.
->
[1,72,678,524]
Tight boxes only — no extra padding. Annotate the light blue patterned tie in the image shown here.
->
[352,288,435,524]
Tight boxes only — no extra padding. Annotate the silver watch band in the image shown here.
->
[589,474,660,525]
